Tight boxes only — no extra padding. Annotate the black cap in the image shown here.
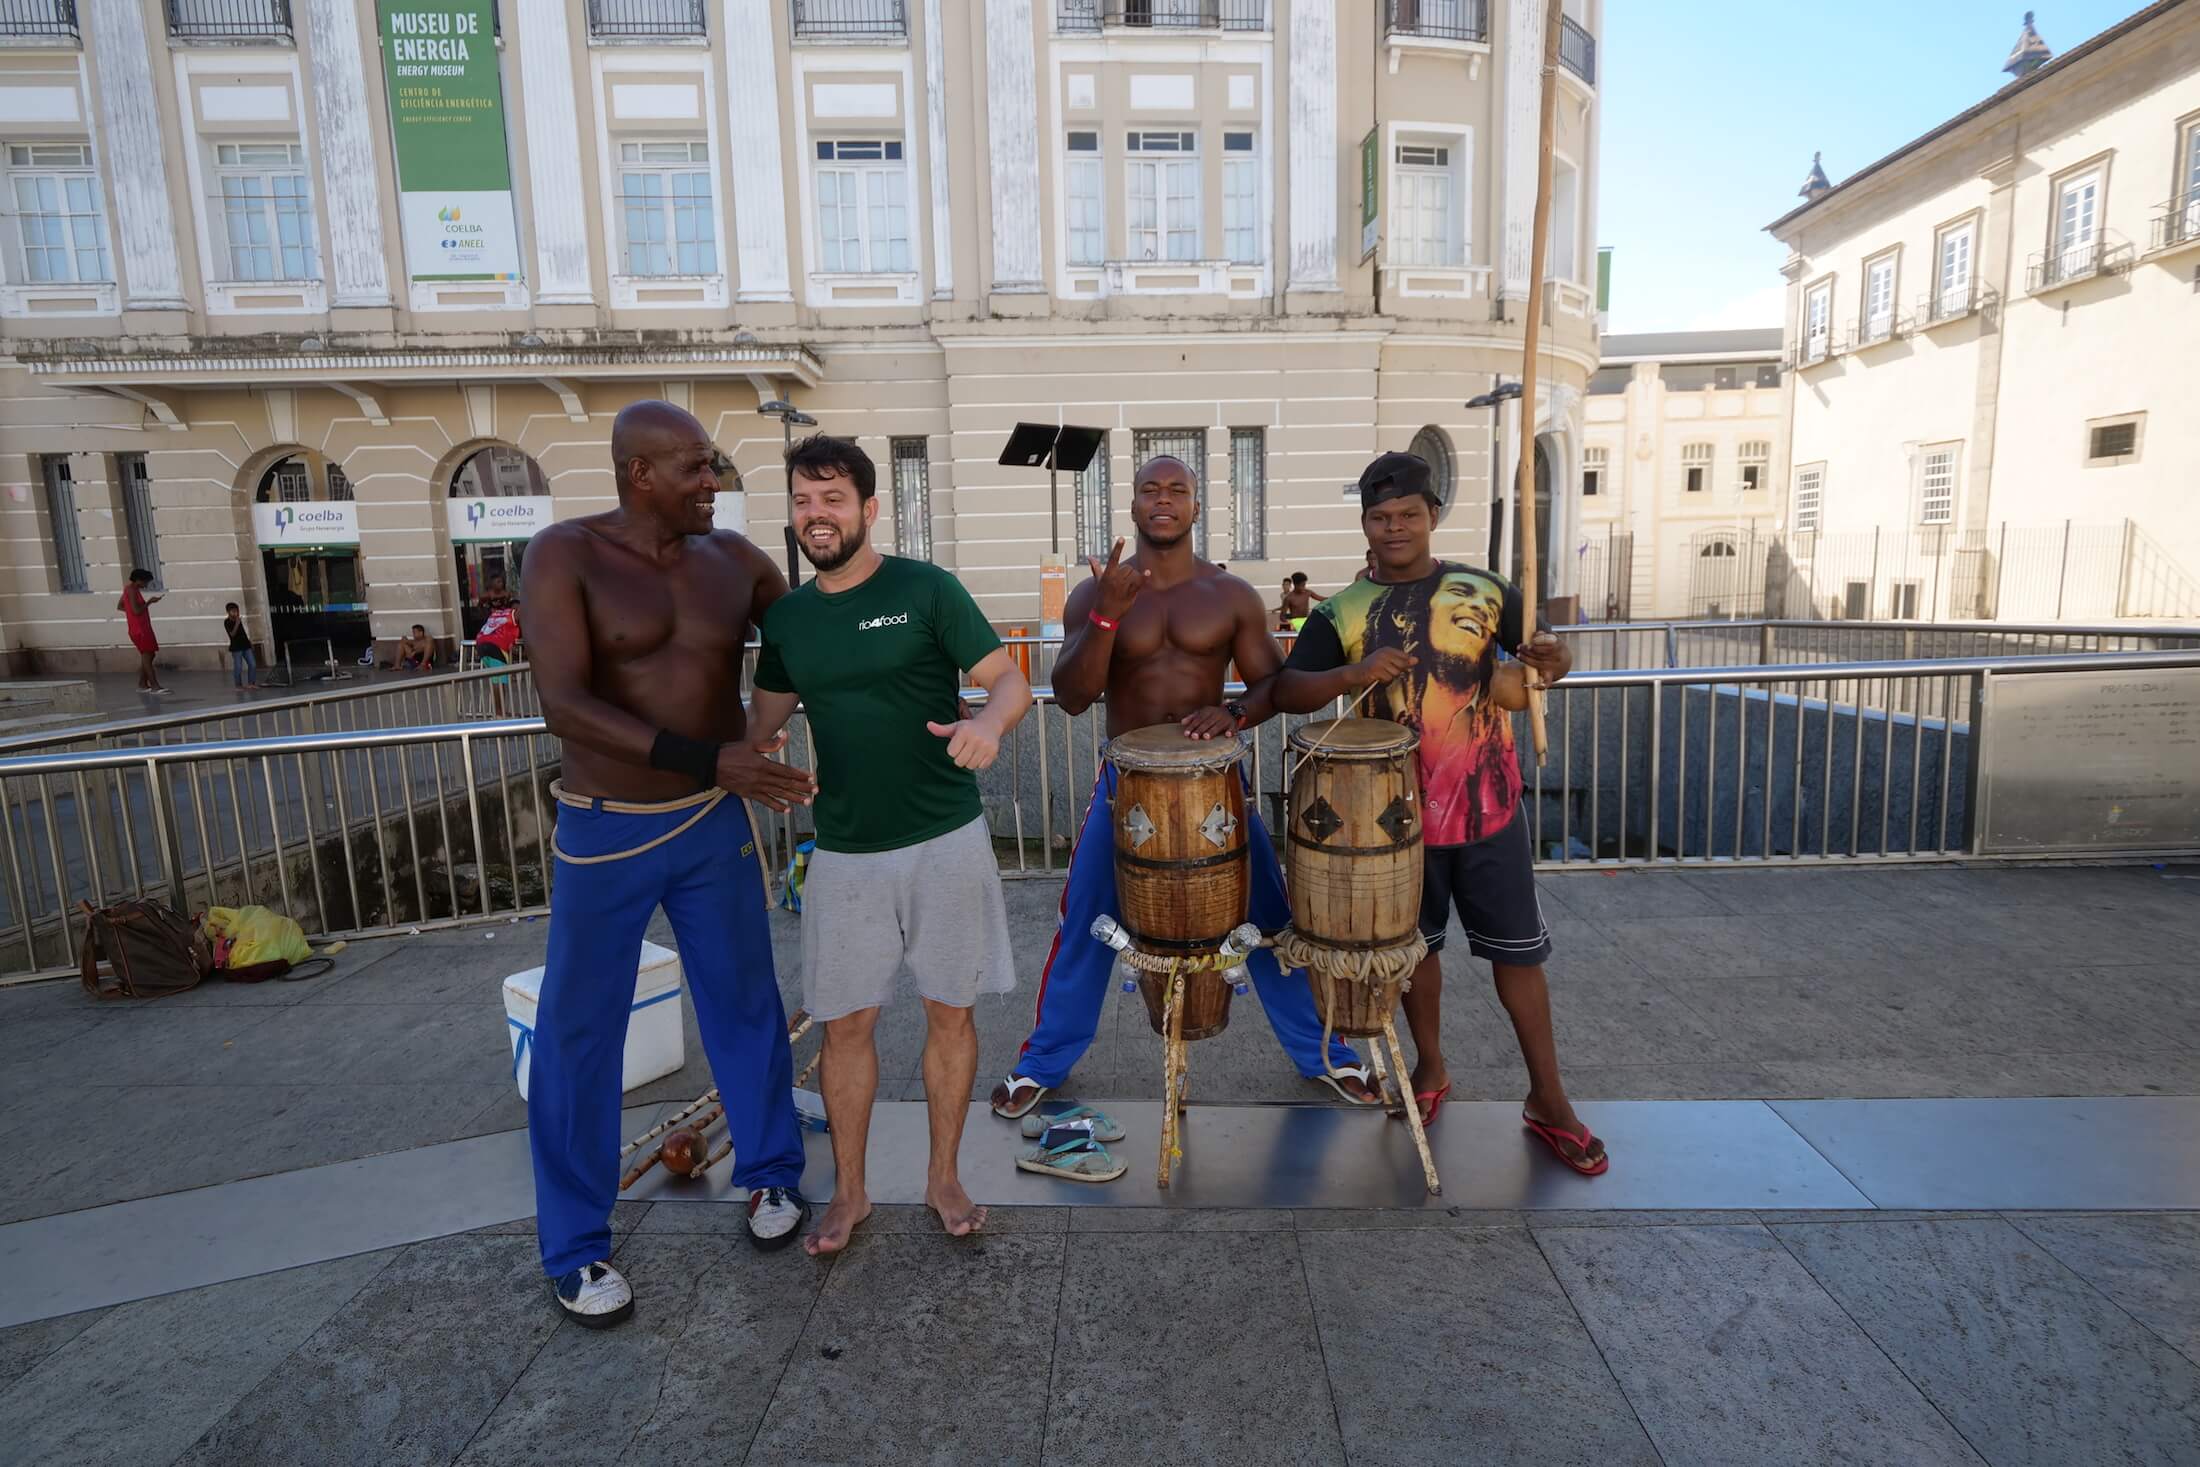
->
[1356,452,1439,512]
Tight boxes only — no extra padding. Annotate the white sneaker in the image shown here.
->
[551,1261,633,1329]
[747,1186,809,1252]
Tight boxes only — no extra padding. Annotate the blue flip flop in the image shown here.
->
[1019,1102,1127,1143]
[1015,1124,1128,1184]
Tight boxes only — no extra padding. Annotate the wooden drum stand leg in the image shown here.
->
[1158,964,1188,1189]
[1383,1012,1442,1196]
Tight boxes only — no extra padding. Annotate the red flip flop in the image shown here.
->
[1414,1082,1452,1126]
[1522,1112,1610,1176]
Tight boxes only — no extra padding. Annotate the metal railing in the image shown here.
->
[0,0,77,40]
[2027,238,2128,292]
[790,0,905,37]
[1916,281,1989,326]
[586,0,705,37]
[1056,0,1266,31]
[2148,192,2200,253]
[9,647,2199,982]
[1383,0,1487,43]
[1559,14,1595,84]
[165,0,291,40]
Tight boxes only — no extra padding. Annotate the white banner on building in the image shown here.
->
[448,494,554,542]
[253,502,361,547]
[712,491,746,535]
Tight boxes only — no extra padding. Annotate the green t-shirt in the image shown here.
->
[754,556,1003,854]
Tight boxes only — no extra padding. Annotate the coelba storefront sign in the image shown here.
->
[253,503,361,548]
[448,495,554,542]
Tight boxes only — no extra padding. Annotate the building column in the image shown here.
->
[1965,143,2021,536]
[515,0,593,303]
[1287,0,1337,290]
[302,0,393,306]
[87,0,187,310]
[923,0,954,299]
[1497,0,1541,305]
[983,0,1042,292]
[725,0,792,301]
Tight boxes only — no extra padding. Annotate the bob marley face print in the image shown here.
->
[1314,562,1525,846]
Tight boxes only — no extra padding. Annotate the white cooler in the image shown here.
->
[503,939,687,1101]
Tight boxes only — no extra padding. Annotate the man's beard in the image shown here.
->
[798,517,867,572]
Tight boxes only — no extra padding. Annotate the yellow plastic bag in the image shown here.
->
[203,905,311,969]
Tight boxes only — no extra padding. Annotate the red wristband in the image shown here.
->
[1088,611,1119,632]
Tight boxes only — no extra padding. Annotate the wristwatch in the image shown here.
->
[1223,698,1249,732]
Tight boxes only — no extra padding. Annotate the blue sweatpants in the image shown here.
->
[529,791,803,1278]
[1014,765,1360,1087]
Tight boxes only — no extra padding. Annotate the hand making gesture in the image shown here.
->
[1086,538,1149,623]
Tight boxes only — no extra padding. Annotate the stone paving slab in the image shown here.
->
[2002,1211,2200,1363]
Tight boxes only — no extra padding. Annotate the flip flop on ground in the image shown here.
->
[1522,1111,1610,1176]
[1019,1102,1126,1142]
[1311,1064,1385,1106]
[990,1074,1050,1119]
[1015,1125,1128,1184]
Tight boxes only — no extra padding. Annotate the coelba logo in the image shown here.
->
[274,506,294,532]
[437,206,462,223]
[858,613,910,631]
[465,501,487,528]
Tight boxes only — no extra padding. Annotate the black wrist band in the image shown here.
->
[649,729,722,788]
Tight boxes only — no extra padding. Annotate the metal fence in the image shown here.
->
[789,0,904,37]
[9,645,2198,983]
[586,0,705,37]
[164,0,290,39]
[1056,0,1266,30]
[1383,0,1487,42]
[0,0,77,40]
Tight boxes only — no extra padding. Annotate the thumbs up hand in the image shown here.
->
[926,717,1001,771]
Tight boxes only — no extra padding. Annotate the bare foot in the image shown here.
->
[925,1179,987,1238]
[803,1193,872,1256]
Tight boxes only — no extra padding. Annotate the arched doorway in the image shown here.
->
[447,445,549,640]
[1501,438,1555,592]
[253,450,369,667]
[1408,425,1456,523]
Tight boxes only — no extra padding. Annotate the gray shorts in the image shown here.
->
[799,815,1017,1020]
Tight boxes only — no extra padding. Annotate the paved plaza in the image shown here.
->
[2,864,2197,1464]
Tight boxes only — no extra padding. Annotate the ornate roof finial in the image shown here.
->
[2005,11,2052,78]
[1798,151,1833,201]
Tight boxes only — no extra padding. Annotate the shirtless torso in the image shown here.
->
[1063,559,1277,740]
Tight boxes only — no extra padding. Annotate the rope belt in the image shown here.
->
[548,779,725,866]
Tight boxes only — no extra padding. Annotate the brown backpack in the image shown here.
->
[78,899,214,1000]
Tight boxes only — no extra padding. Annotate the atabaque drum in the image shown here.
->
[1106,724,1250,1040]
[1286,718,1423,1036]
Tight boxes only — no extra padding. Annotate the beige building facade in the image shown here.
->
[0,0,1603,673]
[1767,1,2200,624]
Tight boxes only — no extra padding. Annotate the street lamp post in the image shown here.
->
[759,399,817,585]
[1466,378,1523,575]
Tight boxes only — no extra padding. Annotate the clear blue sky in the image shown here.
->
[1597,0,2141,334]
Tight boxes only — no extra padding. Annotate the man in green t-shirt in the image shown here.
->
[750,434,1033,1256]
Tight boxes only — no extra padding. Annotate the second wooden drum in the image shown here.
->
[1106,724,1250,1040]
[1286,718,1423,1033]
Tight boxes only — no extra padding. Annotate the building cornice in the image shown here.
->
[17,344,825,388]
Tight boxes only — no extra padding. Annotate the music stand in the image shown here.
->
[998,422,1106,554]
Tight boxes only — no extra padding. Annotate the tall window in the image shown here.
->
[1737,440,1769,494]
[1229,428,1265,560]
[2053,166,2101,274]
[1582,445,1606,497]
[41,455,86,593]
[1550,159,1579,282]
[1222,131,1259,265]
[1132,428,1206,556]
[269,459,312,501]
[1065,131,1104,266]
[2180,119,2200,240]
[6,143,111,285]
[326,463,353,500]
[1792,464,1823,533]
[618,140,715,276]
[1126,131,1198,262]
[1391,142,1460,266]
[212,141,316,282]
[815,139,909,274]
[1075,439,1111,561]
[1935,221,1974,317]
[890,437,930,560]
[116,453,161,587]
[1918,443,1957,525]
[1861,252,1896,340]
[1681,442,1712,494]
[1802,281,1831,360]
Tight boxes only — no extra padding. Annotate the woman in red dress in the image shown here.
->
[120,568,167,694]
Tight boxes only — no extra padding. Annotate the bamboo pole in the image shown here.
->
[1513,0,1566,762]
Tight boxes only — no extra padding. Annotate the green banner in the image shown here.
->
[1359,128,1379,260]
[378,0,520,283]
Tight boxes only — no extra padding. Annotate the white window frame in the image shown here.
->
[2049,162,2106,284]
[1933,219,1976,318]
[1860,250,1897,342]
[1581,444,1607,498]
[1550,153,1581,283]
[890,437,932,560]
[1792,463,1824,533]
[1917,442,1958,526]
[813,137,913,278]
[1737,440,1769,495]
[2085,413,2144,467]
[208,140,319,285]
[2178,116,2200,242]
[1389,139,1462,268]
[4,142,112,288]
[1681,442,1713,494]
[1229,427,1265,560]
[1125,130,1200,263]
[1222,130,1261,266]
[1801,279,1832,361]
[615,138,717,279]
[1064,131,1105,267]
[1074,440,1112,562]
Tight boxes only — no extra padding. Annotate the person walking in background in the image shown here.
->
[476,595,522,716]
[120,569,166,694]
[223,603,259,690]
